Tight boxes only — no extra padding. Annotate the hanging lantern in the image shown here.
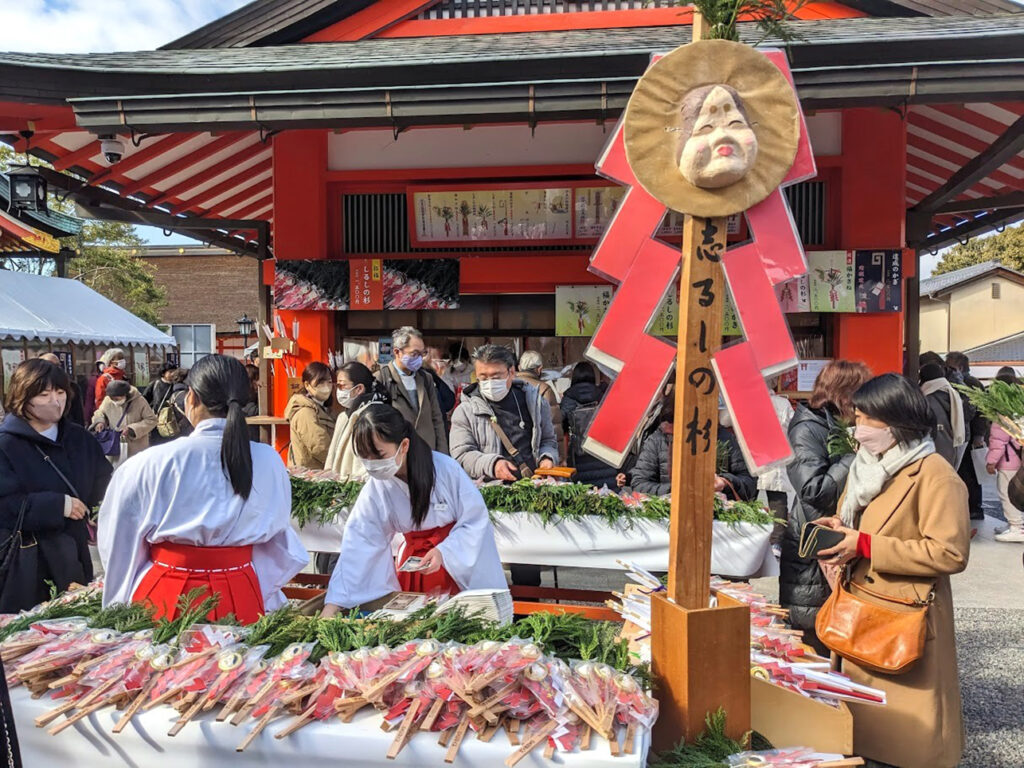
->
[7,165,48,213]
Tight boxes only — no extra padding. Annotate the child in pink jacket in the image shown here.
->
[986,421,1024,542]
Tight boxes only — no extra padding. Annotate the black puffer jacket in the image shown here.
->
[632,426,756,500]
[561,382,618,488]
[782,404,854,631]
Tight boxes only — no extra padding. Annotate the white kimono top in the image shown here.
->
[326,452,507,608]
[98,418,309,611]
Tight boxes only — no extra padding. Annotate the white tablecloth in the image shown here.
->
[11,686,648,768]
[294,514,778,579]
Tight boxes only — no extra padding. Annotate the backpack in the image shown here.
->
[566,402,600,466]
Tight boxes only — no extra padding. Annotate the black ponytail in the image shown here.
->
[186,355,254,500]
[352,404,435,527]
[339,362,392,411]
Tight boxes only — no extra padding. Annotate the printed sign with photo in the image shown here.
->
[855,249,902,313]
[808,251,856,313]
[555,285,614,337]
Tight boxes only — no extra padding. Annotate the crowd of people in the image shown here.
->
[1,334,1016,768]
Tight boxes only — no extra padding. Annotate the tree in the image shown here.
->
[0,144,166,324]
[932,224,1024,275]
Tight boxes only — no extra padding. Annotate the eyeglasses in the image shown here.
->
[400,350,424,360]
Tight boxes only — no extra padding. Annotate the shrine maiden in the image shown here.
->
[99,355,308,624]
[323,404,506,613]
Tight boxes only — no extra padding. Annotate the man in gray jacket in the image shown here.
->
[376,326,449,454]
[450,344,558,481]
[450,344,558,587]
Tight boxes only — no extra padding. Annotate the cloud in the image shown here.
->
[0,0,252,53]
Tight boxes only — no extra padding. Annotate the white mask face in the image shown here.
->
[361,447,404,480]
[337,388,352,407]
[479,378,509,402]
[312,384,333,402]
[114,359,127,370]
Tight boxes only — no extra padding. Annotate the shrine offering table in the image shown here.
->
[11,686,650,768]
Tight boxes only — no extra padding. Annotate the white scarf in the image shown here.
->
[920,377,966,449]
[839,437,935,527]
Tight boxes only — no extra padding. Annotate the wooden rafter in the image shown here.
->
[933,190,1024,215]
[173,161,270,214]
[119,132,248,197]
[87,133,196,187]
[147,141,268,208]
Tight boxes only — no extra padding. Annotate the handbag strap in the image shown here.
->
[847,577,934,608]
[33,445,82,500]
[487,415,533,478]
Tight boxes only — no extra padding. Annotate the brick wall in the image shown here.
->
[145,253,260,336]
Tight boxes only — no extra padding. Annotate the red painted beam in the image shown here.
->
[119,132,250,197]
[173,161,271,214]
[88,133,196,188]
[216,186,272,217]
[52,139,105,171]
[148,142,269,208]
[304,0,440,41]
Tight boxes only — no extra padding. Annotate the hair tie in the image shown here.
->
[227,398,241,406]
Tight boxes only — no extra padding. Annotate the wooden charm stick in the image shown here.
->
[275,703,318,740]
[419,698,445,731]
[443,714,471,764]
[112,676,160,734]
[504,720,559,767]
[386,698,421,759]
[236,704,280,752]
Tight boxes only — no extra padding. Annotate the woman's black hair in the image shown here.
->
[352,404,435,527]
[570,362,597,387]
[338,362,389,411]
[996,366,1018,384]
[302,362,333,387]
[852,373,935,446]
[186,354,254,500]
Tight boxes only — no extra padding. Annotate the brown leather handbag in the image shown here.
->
[816,576,933,675]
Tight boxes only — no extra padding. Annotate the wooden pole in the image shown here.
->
[650,12,751,749]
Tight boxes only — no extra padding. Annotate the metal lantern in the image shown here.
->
[236,313,255,347]
[7,165,48,213]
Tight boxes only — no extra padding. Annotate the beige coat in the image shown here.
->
[838,453,970,768]
[324,403,371,482]
[285,393,335,469]
[376,362,449,453]
[91,388,158,458]
[516,371,565,463]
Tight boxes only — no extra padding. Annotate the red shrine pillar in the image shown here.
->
[835,108,907,375]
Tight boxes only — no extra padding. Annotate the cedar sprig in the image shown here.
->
[827,418,858,459]
[151,588,220,645]
[87,602,156,633]
[688,0,808,44]
[649,708,750,767]
[955,380,1024,441]
[0,588,103,642]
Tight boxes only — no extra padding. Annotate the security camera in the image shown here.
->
[100,136,125,164]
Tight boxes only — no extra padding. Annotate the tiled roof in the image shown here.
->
[919,260,1024,296]
[0,174,83,237]
[966,330,1024,363]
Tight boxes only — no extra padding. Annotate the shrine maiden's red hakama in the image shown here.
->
[326,452,506,608]
[98,419,308,624]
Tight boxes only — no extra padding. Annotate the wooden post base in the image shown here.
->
[650,592,751,753]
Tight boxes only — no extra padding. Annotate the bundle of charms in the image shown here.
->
[608,565,886,708]
[2,600,657,764]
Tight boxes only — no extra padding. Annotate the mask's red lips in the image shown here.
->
[716,145,735,157]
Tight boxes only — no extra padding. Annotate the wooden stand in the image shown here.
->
[751,677,853,755]
[648,15,753,745]
[651,592,751,752]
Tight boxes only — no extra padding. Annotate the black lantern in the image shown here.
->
[236,313,255,350]
[7,165,48,213]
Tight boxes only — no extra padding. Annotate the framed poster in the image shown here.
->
[54,350,74,376]
[2,348,24,388]
[775,274,810,313]
[133,350,149,386]
[808,251,855,313]
[574,185,626,239]
[410,184,573,246]
[555,285,614,337]
[855,249,902,313]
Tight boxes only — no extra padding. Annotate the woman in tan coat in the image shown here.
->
[285,362,335,469]
[91,380,158,459]
[817,373,970,768]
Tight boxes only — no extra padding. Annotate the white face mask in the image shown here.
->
[337,388,352,407]
[479,378,509,402]
[312,384,333,402]
[114,359,127,370]
[361,448,404,480]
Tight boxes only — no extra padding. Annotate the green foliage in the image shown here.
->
[151,588,221,645]
[712,496,776,526]
[932,225,1024,276]
[482,480,672,529]
[827,418,857,459]
[955,380,1024,440]
[0,588,103,642]
[649,709,748,767]
[688,0,808,43]
[86,602,157,633]
[290,476,365,528]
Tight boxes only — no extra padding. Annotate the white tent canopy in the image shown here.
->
[0,270,176,349]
